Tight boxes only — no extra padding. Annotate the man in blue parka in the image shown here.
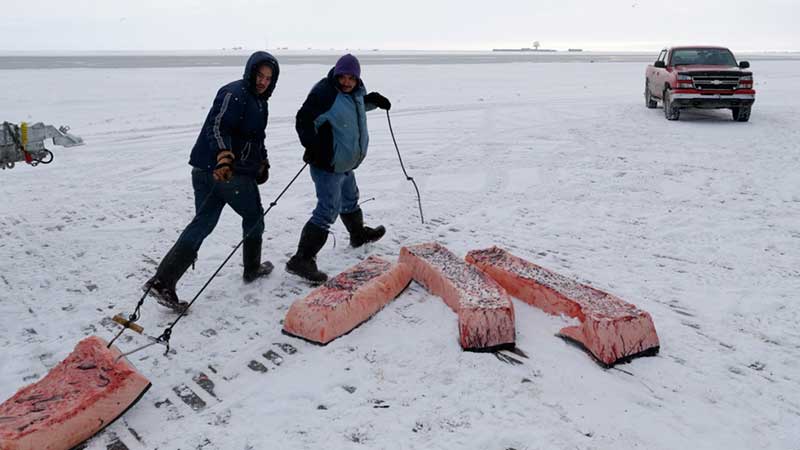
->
[286,53,391,283]
[145,51,280,310]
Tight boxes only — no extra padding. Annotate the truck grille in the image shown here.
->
[691,74,740,91]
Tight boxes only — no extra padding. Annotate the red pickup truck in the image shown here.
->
[645,46,755,121]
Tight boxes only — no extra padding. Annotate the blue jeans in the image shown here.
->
[309,166,359,230]
[174,168,265,252]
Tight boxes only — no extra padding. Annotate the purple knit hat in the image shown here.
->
[333,53,361,78]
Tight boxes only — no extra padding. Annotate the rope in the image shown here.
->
[110,109,418,352]
[106,175,227,348]
[155,163,309,354]
[106,289,148,348]
[108,181,219,348]
[385,111,424,224]
[357,197,376,207]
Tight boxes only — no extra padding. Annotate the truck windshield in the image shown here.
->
[670,48,737,66]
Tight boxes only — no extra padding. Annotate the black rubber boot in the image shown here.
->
[243,237,274,283]
[285,222,329,284]
[340,209,386,248]
[144,242,196,312]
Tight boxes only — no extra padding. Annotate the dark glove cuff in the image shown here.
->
[216,151,234,166]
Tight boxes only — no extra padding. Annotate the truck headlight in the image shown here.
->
[677,73,693,88]
[738,76,753,89]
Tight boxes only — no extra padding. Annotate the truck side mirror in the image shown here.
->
[739,61,750,69]
[654,61,666,69]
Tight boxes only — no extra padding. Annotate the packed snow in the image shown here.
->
[1,53,799,450]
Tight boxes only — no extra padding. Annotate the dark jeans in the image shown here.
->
[174,168,265,252]
[309,165,360,230]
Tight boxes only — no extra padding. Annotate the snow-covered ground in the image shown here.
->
[1,56,799,450]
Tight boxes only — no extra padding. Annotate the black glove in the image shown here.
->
[364,92,391,110]
[256,159,270,185]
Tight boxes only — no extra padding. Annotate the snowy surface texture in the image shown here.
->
[1,56,799,450]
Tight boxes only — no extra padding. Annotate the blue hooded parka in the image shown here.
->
[189,52,280,178]
[295,67,377,173]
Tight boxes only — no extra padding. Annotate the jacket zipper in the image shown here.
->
[354,95,364,164]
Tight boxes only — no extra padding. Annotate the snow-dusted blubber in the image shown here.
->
[400,243,515,350]
[467,246,659,365]
[283,256,412,345]
[0,336,150,450]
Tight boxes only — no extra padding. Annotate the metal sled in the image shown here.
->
[1,121,84,170]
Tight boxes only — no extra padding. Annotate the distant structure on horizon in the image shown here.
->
[492,47,557,52]
[493,40,558,52]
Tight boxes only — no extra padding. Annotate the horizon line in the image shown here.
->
[1,47,799,54]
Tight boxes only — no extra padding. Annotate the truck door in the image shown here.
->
[651,49,668,95]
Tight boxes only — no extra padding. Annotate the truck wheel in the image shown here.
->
[645,82,657,109]
[732,106,751,122]
[663,90,680,121]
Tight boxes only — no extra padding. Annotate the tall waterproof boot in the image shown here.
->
[143,242,196,312]
[243,237,274,283]
[285,222,329,284]
[340,209,386,248]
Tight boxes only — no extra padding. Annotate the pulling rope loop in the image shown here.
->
[386,111,424,224]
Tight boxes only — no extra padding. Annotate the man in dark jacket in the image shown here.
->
[144,51,280,311]
[286,53,391,283]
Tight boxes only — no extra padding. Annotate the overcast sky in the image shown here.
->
[1,0,797,52]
